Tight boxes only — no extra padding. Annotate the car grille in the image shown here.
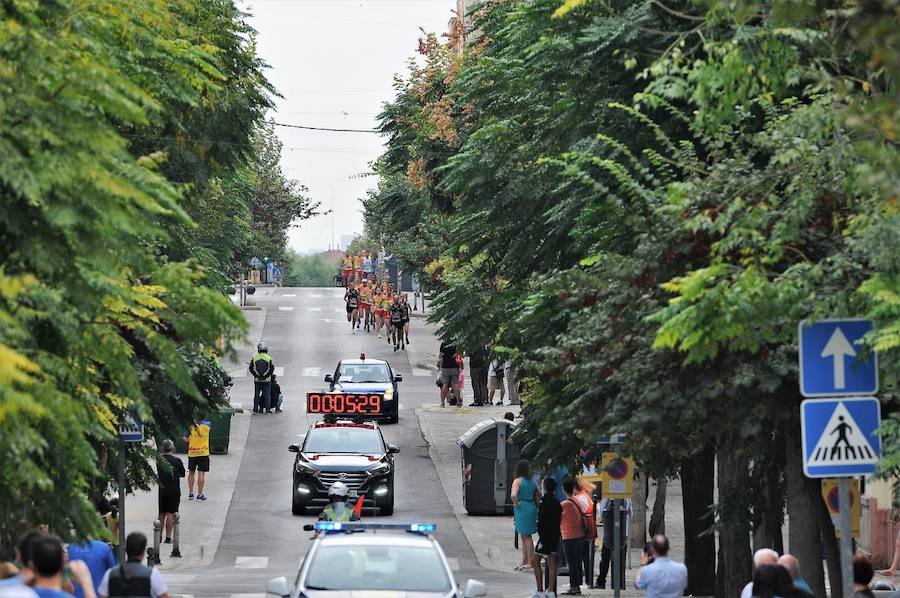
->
[317,471,370,493]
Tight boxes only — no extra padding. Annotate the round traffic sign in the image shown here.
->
[826,485,855,513]
[608,458,629,480]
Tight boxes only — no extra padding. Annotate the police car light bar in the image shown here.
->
[314,522,437,534]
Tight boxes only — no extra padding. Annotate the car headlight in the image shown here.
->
[368,462,391,476]
[383,388,394,400]
[296,460,319,475]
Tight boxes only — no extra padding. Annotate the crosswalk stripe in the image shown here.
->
[282,294,296,298]
[234,556,269,569]
[302,367,322,377]
[274,367,284,376]
[308,307,322,312]
[229,370,247,378]
[335,308,346,313]
[278,306,294,311]
[412,368,433,377]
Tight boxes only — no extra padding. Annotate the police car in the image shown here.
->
[265,523,487,598]
[290,418,398,516]
[324,355,401,424]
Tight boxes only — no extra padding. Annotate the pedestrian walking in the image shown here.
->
[184,418,211,501]
[249,341,275,414]
[560,479,586,595]
[28,534,96,598]
[741,548,779,598]
[156,439,185,543]
[67,537,116,598]
[488,360,506,405]
[468,346,489,406]
[98,533,169,598]
[512,460,540,572]
[271,374,284,413]
[531,477,562,598]
[634,534,687,598]
[437,340,460,408]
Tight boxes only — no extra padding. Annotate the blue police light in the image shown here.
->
[312,522,436,534]
[409,523,436,533]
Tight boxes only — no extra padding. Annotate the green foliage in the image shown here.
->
[283,251,336,287]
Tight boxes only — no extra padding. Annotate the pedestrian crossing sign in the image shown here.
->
[801,398,881,478]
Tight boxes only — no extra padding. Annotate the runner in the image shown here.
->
[401,293,411,346]
[344,281,360,331]
[363,251,374,279]
[353,253,364,281]
[341,251,353,287]
[389,294,405,351]
[358,280,372,333]
[383,290,394,345]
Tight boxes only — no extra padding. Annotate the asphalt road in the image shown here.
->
[175,287,529,598]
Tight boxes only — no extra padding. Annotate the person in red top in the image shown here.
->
[559,479,586,595]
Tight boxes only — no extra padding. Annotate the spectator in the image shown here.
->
[741,548,779,598]
[852,555,875,598]
[634,534,687,598]
[560,479,586,595]
[574,477,597,587]
[880,527,900,576]
[437,340,460,408]
[157,439,185,543]
[488,360,506,406]
[531,477,562,598]
[777,554,814,596]
[98,533,168,598]
[102,499,119,553]
[66,538,116,598]
[468,346,489,406]
[750,564,781,598]
[185,418,211,501]
[771,565,813,598]
[271,374,284,413]
[512,460,540,572]
[28,535,95,598]
[0,559,37,598]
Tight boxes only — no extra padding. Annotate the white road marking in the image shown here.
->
[278,306,294,311]
[335,308,346,313]
[310,294,323,298]
[308,307,322,312]
[446,557,460,571]
[230,594,266,598]
[274,367,285,376]
[302,367,322,377]
[234,556,268,569]
[398,403,404,410]
[229,370,247,378]
[282,294,296,298]
[412,368,433,377]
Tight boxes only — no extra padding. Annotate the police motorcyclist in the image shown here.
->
[249,341,275,414]
[319,482,359,522]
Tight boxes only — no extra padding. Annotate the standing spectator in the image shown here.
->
[27,535,95,598]
[574,477,597,587]
[0,561,37,598]
[596,497,633,589]
[66,538,116,598]
[777,554,814,596]
[560,479,586,595]
[531,477,562,598]
[0,532,42,598]
[634,534,687,598]
[437,340,460,408]
[506,362,520,405]
[270,374,284,413]
[488,360,506,406]
[156,439,185,543]
[512,460,540,572]
[741,548,779,598]
[852,555,875,598]
[249,341,275,414]
[184,418,211,501]
[98,533,169,598]
[468,346,489,406]
[880,528,900,576]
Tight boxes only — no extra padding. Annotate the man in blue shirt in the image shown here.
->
[634,534,687,598]
[27,535,96,598]
[67,539,116,598]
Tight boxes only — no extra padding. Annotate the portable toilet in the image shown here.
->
[457,418,521,515]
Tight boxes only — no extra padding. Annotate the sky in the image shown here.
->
[239,0,456,254]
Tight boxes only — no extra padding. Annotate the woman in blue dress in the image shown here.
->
[512,459,540,571]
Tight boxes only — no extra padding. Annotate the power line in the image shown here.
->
[272,121,379,133]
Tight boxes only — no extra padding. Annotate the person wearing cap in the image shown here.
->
[249,341,275,414]
[319,482,360,522]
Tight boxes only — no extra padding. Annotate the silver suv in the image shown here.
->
[265,522,487,598]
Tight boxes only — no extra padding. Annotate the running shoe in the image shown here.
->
[196,495,208,501]
[188,494,194,500]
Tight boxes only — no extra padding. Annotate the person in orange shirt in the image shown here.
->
[341,251,353,286]
[353,254,364,280]
[560,479,586,595]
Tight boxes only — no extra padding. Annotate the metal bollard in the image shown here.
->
[152,520,162,565]
[171,513,182,557]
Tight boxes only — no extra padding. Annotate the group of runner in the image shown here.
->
[340,249,376,284]
[341,249,411,351]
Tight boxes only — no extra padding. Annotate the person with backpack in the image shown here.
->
[249,341,275,414]
[574,477,598,588]
[98,533,169,598]
[560,479,587,595]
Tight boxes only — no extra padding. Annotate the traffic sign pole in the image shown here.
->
[838,478,853,598]
[613,499,621,598]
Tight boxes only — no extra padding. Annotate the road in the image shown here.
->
[166,287,531,598]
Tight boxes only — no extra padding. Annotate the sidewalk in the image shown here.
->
[123,306,268,572]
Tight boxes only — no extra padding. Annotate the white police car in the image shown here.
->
[265,523,487,598]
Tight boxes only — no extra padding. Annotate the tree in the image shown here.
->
[283,251,335,287]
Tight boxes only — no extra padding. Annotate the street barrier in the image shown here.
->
[152,520,162,565]
[171,513,182,558]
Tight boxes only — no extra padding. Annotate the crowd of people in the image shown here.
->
[342,257,412,351]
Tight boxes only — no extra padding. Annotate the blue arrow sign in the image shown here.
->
[801,397,881,477]
[799,319,877,397]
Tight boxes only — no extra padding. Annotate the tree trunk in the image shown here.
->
[631,470,647,548]
[716,446,752,598]
[753,433,785,555]
[785,426,828,597]
[649,478,666,536]
[681,443,717,596]
[817,487,843,597]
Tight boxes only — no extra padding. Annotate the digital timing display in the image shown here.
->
[306,392,383,415]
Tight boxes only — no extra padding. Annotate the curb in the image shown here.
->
[415,361,438,371]
[414,408,512,574]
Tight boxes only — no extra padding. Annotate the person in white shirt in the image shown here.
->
[634,535,687,598]
[740,548,779,598]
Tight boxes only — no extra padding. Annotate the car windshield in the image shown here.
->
[305,544,452,592]
[337,363,391,383]
[304,428,384,454]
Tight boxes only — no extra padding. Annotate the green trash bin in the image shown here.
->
[174,404,234,455]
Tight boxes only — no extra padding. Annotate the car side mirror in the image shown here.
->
[463,579,487,598]
[288,445,299,453]
[324,374,334,383]
[387,444,400,454]
[393,374,403,383]
[266,576,290,597]
[302,524,315,532]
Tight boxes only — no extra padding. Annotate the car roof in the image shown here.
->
[339,359,389,366]
[315,532,436,548]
